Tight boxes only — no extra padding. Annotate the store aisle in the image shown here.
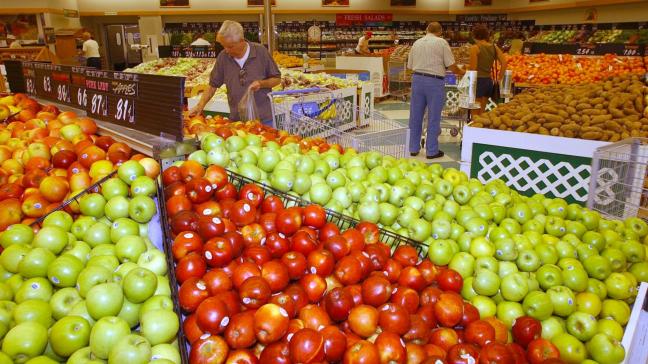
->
[375,99,462,169]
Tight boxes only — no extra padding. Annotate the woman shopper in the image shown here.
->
[468,24,507,115]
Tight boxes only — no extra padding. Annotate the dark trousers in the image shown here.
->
[86,57,101,69]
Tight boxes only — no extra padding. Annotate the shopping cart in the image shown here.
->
[269,88,410,158]
[388,58,411,101]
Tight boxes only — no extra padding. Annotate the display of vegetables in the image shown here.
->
[125,58,215,88]
[472,74,648,141]
[507,54,647,85]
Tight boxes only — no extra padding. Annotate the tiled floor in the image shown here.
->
[375,99,462,169]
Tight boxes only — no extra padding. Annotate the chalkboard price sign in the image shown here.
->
[13,61,185,140]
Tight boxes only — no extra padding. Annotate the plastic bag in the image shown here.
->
[238,88,259,121]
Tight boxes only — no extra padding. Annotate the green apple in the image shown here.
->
[472,269,500,297]
[102,178,129,200]
[629,261,648,282]
[461,277,478,300]
[140,309,179,346]
[357,201,380,224]
[494,238,518,261]
[2,321,48,362]
[601,248,627,272]
[600,299,631,325]
[534,243,558,265]
[13,299,52,327]
[500,272,529,302]
[475,256,499,273]
[547,285,576,317]
[77,265,113,298]
[582,231,605,252]
[448,252,474,279]
[49,316,91,357]
[86,283,124,320]
[378,203,399,226]
[0,224,34,248]
[15,277,53,303]
[516,249,541,272]
[87,255,119,272]
[123,268,157,304]
[18,247,55,279]
[0,244,31,274]
[49,287,82,320]
[522,291,554,320]
[115,236,147,263]
[583,255,612,281]
[83,222,111,248]
[42,211,74,232]
[561,267,588,293]
[109,334,151,364]
[551,333,586,364]
[89,316,130,359]
[104,196,130,221]
[621,239,645,263]
[428,239,455,266]
[575,292,601,317]
[597,318,624,341]
[509,203,532,224]
[137,249,167,276]
[33,226,68,255]
[471,295,497,318]
[586,333,625,364]
[498,261,519,278]
[496,301,524,328]
[128,196,156,224]
[566,311,598,341]
[586,278,608,300]
[409,218,432,243]
[500,218,522,236]
[469,236,495,258]
[541,316,565,340]
[536,264,563,290]
[110,218,140,243]
[150,343,181,364]
[604,272,633,300]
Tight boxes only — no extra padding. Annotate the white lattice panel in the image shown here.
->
[476,151,592,202]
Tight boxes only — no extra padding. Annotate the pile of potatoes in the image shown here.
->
[472,74,648,142]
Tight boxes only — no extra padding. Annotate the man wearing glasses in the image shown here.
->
[189,20,281,126]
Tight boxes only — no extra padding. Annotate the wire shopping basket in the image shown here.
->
[269,88,410,158]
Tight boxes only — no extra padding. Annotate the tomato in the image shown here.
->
[321,325,347,362]
[189,333,229,364]
[378,303,411,336]
[356,221,380,245]
[239,276,272,309]
[216,183,238,201]
[172,231,203,260]
[261,195,284,213]
[223,231,245,259]
[365,243,389,271]
[300,274,328,303]
[306,249,335,277]
[265,231,290,258]
[298,304,332,331]
[241,223,266,247]
[242,246,271,266]
[302,204,326,228]
[261,260,290,293]
[232,261,261,289]
[166,194,192,217]
[204,165,229,189]
[344,340,380,364]
[335,255,363,286]
[465,320,496,347]
[324,235,350,261]
[196,296,230,334]
[417,260,441,285]
[318,222,340,243]
[275,206,302,236]
[230,200,257,227]
[361,275,392,307]
[506,343,528,364]
[178,277,209,313]
[417,305,438,329]
[259,341,291,364]
[512,316,541,348]
[183,313,204,344]
[186,177,214,204]
[194,200,222,217]
[162,165,182,185]
[375,331,407,364]
[225,311,257,349]
[434,293,464,328]
[480,342,514,364]
[384,259,403,284]
[258,212,277,234]
[447,343,480,364]
[254,303,290,345]
[342,228,365,251]
[204,237,234,268]
[197,216,226,240]
[269,292,297,319]
[526,339,560,364]
[170,210,200,235]
[284,284,309,312]
[437,269,463,293]
[180,160,205,183]
[398,266,427,292]
[225,349,259,364]
[461,302,480,327]
[239,183,264,207]
[280,251,307,280]
[175,253,207,284]
[203,269,232,296]
[390,286,420,314]
[289,328,325,363]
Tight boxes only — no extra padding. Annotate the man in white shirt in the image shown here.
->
[355,31,372,55]
[82,32,101,69]
[190,33,211,46]
[407,22,464,159]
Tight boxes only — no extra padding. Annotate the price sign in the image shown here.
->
[85,70,111,118]
[166,45,218,58]
[22,63,36,96]
[51,67,72,104]
[70,66,89,109]
[576,44,596,56]
[32,63,55,99]
[88,92,109,117]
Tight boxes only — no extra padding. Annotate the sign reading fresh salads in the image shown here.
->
[18,61,185,140]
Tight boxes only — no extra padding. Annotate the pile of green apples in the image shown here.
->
[190,130,648,364]
[0,161,181,364]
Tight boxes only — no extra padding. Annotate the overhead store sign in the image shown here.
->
[336,13,393,26]
[7,61,185,140]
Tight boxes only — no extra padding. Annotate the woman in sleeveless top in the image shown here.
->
[468,24,508,114]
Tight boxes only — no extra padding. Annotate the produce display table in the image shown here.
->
[460,123,610,204]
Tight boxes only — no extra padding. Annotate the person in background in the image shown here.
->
[355,31,372,55]
[82,32,101,69]
[190,32,211,46]
[468,24,508,115]
[188,20,281,126]
[407,22,465,159]
[7,34,21,49]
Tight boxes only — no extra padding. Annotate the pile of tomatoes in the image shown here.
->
[162,162,564,364]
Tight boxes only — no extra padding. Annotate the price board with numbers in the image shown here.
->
[521,42,644,57]
[6,61,185,140]
[575,44,596,56]
[159,45,220,58]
